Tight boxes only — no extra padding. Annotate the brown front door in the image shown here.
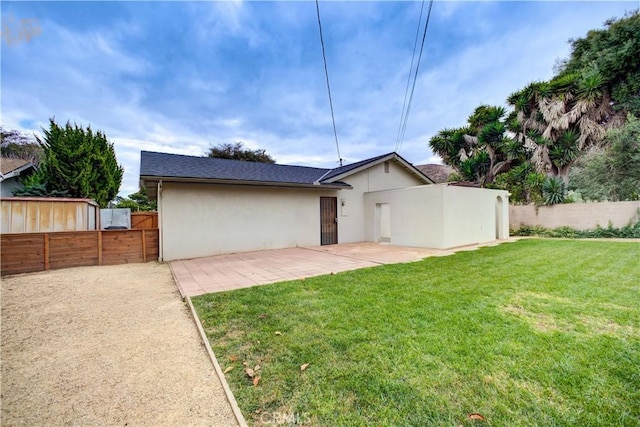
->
[320,197,338,245]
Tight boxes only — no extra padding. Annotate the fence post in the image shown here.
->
[141,229,147,263]
[43,233,50,271]
[97,230,103,266]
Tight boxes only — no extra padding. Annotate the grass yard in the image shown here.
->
[192,239,640,426]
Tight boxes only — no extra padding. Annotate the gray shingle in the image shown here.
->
[139,150,428,187]
[140,151,331,185]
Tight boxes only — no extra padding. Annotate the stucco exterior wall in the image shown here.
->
[338,161,427,243]
[441,186,509,248]
[363,185,509,249]
[364,185,445,247]
[160,182,337,261]
[509,201,640,230]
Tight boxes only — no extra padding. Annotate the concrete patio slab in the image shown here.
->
[170,240,517,296]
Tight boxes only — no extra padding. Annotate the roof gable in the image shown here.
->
[320,152,434,184]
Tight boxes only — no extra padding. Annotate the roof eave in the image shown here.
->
[0,162,35,182]
[140,175,352,191]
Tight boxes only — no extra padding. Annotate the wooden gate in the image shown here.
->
[320,197,338,245]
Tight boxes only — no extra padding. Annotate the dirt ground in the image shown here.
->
[1,262,238,426]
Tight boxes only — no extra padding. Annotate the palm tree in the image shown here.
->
[429,105,524,185]
[507,69,623,185]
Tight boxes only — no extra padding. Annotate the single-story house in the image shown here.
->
[1,157,35,197]
[140,151,509,261]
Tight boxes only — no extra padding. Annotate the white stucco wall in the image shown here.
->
[160,182,337,261]
[364,185,445,247]
[338,160,427,243]
[363,185,509,249]
[441,186,510,248]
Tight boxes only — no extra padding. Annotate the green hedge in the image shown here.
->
[511,220,640,239]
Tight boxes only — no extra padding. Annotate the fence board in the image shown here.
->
[1,233,46,275]
[1,229,159,276]
[131,212,158,229]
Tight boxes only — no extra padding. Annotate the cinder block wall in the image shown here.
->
[510,201,640,230]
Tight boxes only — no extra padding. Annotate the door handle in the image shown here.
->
[334,217,338,223]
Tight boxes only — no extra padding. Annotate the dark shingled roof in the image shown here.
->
[140,150,433,188]
[140,151,335,186]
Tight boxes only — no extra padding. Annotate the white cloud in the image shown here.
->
[1,1,634,198]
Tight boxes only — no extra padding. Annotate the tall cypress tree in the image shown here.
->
[35,119,124,207]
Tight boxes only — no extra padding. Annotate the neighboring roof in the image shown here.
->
[0,157,35,181]
[415,164,455,184]
[140,150,434,191]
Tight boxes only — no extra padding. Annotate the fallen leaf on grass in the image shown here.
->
[253,375,261,386]
[242,361,249,367]
[467,413,485,421]
[254,365,261,371]
[275,331,282,336]
[245,368,255,378]
[300,363,309,371]
[229,355,238,362]
[223,366,234,374]
[258,314,267,319]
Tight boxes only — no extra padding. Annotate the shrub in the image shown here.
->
[511,218,640,239]
[542,176,566,205]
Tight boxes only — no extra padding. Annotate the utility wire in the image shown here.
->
[395,0,434,153]
[395,0,425,151]
[315,0,342,166]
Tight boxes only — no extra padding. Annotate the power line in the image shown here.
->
[315,0,342,166]
[395,0,434,153]
[395,0,425,151]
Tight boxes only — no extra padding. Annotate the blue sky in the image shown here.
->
[1,1,636,196]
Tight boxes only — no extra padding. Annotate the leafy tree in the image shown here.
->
[21,119,124,207]
[429,105,526,185]
[569,114,640,201]
[0,127,43,164]
[506,71,617,186]
[507,11,639,186]
[113,188,157,211]
[556,10,640,115]
[207,142,275,163]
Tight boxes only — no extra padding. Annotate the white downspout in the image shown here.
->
[157,180,163,262]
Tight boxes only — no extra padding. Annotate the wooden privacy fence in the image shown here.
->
[1,229,159,276]
[131,212,158,229]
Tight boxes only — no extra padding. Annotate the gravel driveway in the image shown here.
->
[1,262,238,426]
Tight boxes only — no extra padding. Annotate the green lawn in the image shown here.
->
[192,239,640,426]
